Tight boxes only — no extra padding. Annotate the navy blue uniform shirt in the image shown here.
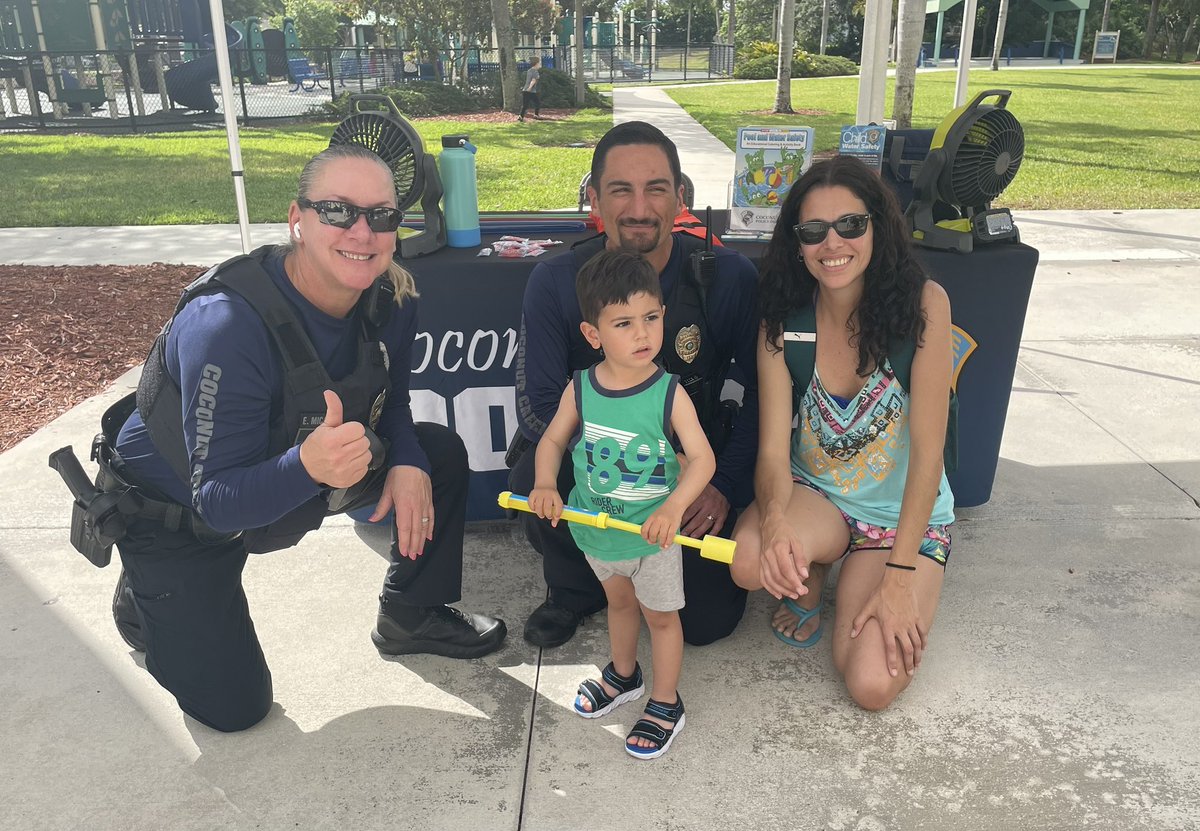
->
[515,235,759,503]
[117,254,427,533]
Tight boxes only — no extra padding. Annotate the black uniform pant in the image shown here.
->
[520,90,540,118]
[116,422,467,733]
[509,440,747,645]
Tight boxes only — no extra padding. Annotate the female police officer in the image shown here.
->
[106,144,505,732]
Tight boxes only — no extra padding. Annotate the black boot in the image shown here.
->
[373,605,506,659]
[112,570,146,652]
[523,597,605,648]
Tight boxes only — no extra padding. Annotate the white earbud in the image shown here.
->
[292,224,301,240]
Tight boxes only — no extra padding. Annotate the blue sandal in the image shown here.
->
[574,661,645,719]
[626,694,685,760]
[772,597,824,648]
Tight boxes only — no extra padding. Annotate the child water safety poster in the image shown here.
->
[728,126,815,235]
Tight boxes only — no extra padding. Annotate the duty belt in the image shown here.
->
[91,433,236,544]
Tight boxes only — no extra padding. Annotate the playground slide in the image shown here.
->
[164,24,242,112]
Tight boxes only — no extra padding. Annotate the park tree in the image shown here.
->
[224,0,285,20]
[773,0,796,111]
[491,0,520,113]
[1149,0,1200,58]
[284,0,349,46]
[511,0,558,37]
[1144,0,1162,56]
[892,0,924,128]
[649,0,721,42]
[990,0,1010,69]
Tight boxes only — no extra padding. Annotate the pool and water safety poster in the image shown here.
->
[728,126,815,235]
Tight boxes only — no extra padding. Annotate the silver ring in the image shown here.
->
[420,517,430,523]
[706,514,715,522]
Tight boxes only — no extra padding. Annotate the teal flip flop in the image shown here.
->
[772,596,824,648]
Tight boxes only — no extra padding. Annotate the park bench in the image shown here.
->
[288,57,328,91]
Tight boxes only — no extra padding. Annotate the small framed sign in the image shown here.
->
[1092,31,1120,62]
[839,125,888,172]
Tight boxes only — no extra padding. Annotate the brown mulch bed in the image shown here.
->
[0,264,197,453]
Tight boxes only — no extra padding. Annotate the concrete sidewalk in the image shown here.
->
[3,210,1198,267]
[3,90,1200,830]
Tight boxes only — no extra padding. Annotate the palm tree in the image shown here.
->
[991,0,1011,70]
[489,0,519,112]
[1145,0,1162,58]
[892,0,925,127]
[773,0,796,113]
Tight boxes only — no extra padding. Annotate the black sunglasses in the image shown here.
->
[298,198,403,233]
[793,213,871,246]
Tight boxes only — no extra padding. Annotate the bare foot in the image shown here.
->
[772,562,828,641]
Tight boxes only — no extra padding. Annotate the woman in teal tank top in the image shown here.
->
[730,156,956,711]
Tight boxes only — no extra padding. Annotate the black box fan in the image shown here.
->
[906,89,1024,254]
[330,94,447,258]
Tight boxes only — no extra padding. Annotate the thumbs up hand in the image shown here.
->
[299,390,371,488]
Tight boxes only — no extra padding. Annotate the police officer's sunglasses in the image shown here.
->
[793,213,872,246]
[298,198,403,233]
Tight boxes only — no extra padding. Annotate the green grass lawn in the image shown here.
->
[0,110,613,227]
[667,67,1200,210]
[3,68,1198,225]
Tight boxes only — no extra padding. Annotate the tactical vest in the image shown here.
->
[571,233,729,448]
[136,246,394,553]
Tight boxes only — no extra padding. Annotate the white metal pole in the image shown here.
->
[856,0,890,123]
[208,0,251,253]
[954,0,978,106]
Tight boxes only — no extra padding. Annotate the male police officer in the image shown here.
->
[509,121,759,648]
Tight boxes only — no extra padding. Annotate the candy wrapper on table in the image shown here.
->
[481,237,565,258]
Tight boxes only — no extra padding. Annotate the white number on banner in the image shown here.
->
[409,386,517,472]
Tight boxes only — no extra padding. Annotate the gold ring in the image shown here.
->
[420,517,430,523]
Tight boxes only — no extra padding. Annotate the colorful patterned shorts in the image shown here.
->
[793,476,952,567]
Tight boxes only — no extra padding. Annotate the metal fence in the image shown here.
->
[0,42,734,133]
[558,44,735,83]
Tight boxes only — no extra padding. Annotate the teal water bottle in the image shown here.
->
[439,134,481,247]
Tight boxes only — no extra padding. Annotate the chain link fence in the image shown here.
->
[0,42,734,133]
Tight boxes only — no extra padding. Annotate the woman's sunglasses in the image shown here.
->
[793,213,871,246]
[298,198,403,233]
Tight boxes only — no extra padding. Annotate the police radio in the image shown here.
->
[688,206,716,302]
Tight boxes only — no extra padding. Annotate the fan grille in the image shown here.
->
[948,108,1024,207]
[330,112,422,211]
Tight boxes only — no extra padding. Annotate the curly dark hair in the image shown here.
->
[758,155,928,376]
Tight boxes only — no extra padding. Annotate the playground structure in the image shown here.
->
[922,0,1093,62]
[0,0,376,123]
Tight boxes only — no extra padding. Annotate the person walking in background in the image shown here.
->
[527,249,715,759]
[519,56,541,122]
[730,155,955,711]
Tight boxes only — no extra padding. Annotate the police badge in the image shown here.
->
[675,324,700,364]
[368,389,387,431]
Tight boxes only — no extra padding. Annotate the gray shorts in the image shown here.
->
[585,544,684,612]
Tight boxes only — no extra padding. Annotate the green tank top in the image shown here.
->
[568,366,681,561]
